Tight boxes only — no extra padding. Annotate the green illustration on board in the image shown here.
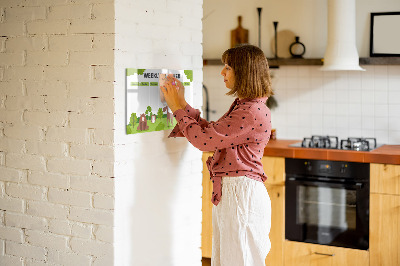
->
[126,68,193,135]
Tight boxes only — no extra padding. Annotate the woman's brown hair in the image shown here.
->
[221,44,273,99]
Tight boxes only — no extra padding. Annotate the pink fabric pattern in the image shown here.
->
[169,97,271,205]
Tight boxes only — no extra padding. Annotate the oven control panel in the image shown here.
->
[286,158,369,180]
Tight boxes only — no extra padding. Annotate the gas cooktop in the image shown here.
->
[289,135,382,151]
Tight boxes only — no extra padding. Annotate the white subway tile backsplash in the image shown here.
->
[374,90,388,104]
[362,116,375,130]
[336,115,348,129]
[348,116,363,129]
[286,77,299,89]
[388,76,400,91]
[388,65,400,76]
[298,67,312,78]
[374,77,388,91]
[348,73,362,91]
[388,104,400,117]
[204,65,400,144]
[298,77,311,89]
[375,104,389,117]
[348,90,362,104]
[336,103,349,116]
[361,103,375,117]
[323,103,336,115]
[349,128,363,137]
[388,131,400,143]
[285,66,298,77]
[323,87,336,103]
[389,117,400,131]
[336,90,349,103]
[388,91,400,104]
[374,65,388,77]
[374,130,389,144]
[310,77,324,89]
[362,90,375,104]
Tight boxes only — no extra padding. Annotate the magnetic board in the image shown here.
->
[126,68,193,135]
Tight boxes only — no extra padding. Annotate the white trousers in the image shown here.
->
[212,176,271,266]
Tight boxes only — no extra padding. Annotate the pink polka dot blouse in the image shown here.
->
[169,97,272,206]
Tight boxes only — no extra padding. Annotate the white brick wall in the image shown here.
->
[1,0,204,264]
[0,0,115,265]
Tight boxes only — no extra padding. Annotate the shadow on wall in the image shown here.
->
[128,130,189,265]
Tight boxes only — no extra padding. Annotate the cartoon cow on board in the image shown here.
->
[137,113,149,131]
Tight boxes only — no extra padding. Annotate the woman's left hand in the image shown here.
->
[160,77,184,113]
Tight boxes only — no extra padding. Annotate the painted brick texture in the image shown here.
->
[0,0,115,265]
[1,0,204,265]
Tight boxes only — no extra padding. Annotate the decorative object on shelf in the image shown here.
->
[270,129,276,140]
[257,8,262,48]
[289,36,306,58]
[266,95,278,110]
[231,16,249,48]
[370,12,400,57]
[273,21,279,58]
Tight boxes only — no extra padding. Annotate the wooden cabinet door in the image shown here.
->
[262,156,285,186]
[370,193,400,266]
[264,184,285,266]
[284,241,369,266]
[202,152,213,258]
[370,163,400,195]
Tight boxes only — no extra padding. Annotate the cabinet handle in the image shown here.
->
[314,252,335,257]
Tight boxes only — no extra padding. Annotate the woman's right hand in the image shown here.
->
[169,76,187,108]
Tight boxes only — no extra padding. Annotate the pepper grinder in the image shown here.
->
[273,21,279,58]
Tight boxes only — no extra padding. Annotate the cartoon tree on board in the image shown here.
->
[157,108,163,120]
[130,113,137,126]
[145,106,152,119]
[184,70,193,82]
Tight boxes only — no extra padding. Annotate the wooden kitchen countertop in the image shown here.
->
[263,139,400,165]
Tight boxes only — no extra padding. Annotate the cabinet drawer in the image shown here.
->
[284,241,369,266]
[370,163,400,195]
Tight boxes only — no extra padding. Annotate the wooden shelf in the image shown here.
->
[203,57,400,67]
[359,57,400,65]
[203,58,323,67]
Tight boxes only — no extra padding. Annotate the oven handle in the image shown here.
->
[314,252,335,257]
[286,177,364,189]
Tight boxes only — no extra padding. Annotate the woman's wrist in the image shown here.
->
[180,100,188,109]
[170,103,184,113]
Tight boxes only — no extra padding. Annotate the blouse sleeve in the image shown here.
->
[168,103,211,138]
[171,106,257,152]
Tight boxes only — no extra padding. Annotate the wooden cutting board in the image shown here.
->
[231,16,249,48]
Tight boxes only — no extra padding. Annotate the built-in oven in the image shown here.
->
[285,158,369,250]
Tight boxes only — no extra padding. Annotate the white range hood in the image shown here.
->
[320,0,365,71]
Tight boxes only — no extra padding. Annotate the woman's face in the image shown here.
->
[220,64,235,89]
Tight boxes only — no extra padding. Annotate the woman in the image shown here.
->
[161,44,273,266]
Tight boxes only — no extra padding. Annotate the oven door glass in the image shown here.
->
[298,185,356,239]
[286,180,369,250]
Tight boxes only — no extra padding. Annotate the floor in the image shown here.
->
[202,257,211,266]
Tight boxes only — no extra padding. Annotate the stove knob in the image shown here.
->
[305,162,312,171]
[340,164,347,174]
